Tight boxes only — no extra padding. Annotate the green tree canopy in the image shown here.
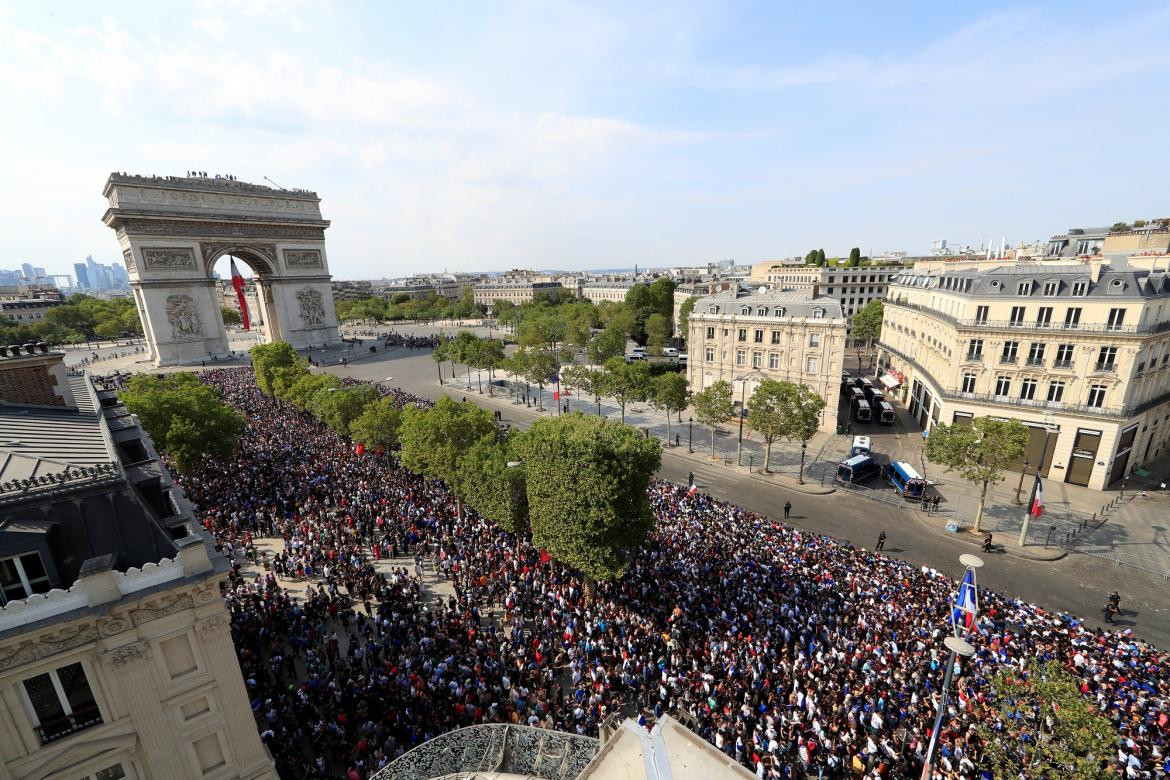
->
[596,356,652,423]
[776,382,826,483]
[120,373,244,473]
[648,277,677,320]
[925,417,1029,531]
[282,372,342,410]
[398,395,499,505]
[804,250,818,265]
[644,313,671,354]
[677,296,699,341]
[307,383,380,437]
[847,247,862,266]
[349,396,403,451]
[221,306,242,326]
[747,378,790,473]
[509,346,557,410]
[624,284,653,312]
[458,436,527,534]
[587,324,627,365]
[815,248,826,266]
[692,380,735,459]
[851,299,884,344]
[251,341,308,397]
[974,661,1114,779]
[513,414,661,590]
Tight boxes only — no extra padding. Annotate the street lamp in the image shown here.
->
[1019,414,1057,547]
[688,417,693,453]
[1013,458,1030,504]
[733,371,759,467]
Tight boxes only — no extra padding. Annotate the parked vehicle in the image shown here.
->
[848,387,866,405]
[852,398,872,423]
[877,400,896,425]
[850,435,872,457]
[677,355,687,366]
[883,460,928,500]
[836,454,881,484]
[661,347,679,357]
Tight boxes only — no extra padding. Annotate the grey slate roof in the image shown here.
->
[0,407,110,483]
[892,263,1170,300]
[693,289,845,319]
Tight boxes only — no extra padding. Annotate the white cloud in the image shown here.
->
[192,16,226,41]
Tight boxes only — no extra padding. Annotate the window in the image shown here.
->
[737,328,747,342]
[1054,343,1075,367]
[753,329,764,343]
[1026,343,1046,366]
[0,552,51,604]
[1043,281,1059,296]
[808,332,821,348]
[1107,308,1126,330]
[1009,306,1025,326]
[994,376,1012,397]
[805,356,819,374]
[768,353,779,369]
[23,663,102,744]
[1064,307,1082,328]
[1047,381,1065,403]
[83,764,127,780]
[705,326,715,339]
[961,374,976,394]
[1020,378,1038,400]
[1000,341,1019,363]
[736,349,746,366]
[740,306,750,315]
[974,305,989,324]
[708,305,717,314]
[751,352,762,369]
[771,330,781,344]
[1017,282,1031,295]
[756,307,766,316]
[1087,384,1107,408]
[1035,307,1052,327]
[1096,346,1117,370]
[812,308,824,319]
[774,307,785,317]
[966,339,984,359]
[1072,281,1088,296]
[704,348,714,362]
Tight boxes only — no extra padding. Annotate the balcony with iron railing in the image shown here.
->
[999,355,1018,365]
[1092,362,1117,374]
[1052,359,1074,369]
[34,704,103,745]
[962,352,983,362]
[1025,357,1046,367]
[887,299,1170,336]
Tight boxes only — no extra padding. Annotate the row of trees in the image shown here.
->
[251,338,662,593]
[0,294,143,345]
[119,373,245,473]
[336,287,485,323]
[803,247,867,267]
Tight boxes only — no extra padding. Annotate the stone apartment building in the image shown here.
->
[877,261,1170,490]
[686,290,846,432]
[0,299,63,324]
[748,261,904,317]
[473,281,564,313]
[0,345,275,779]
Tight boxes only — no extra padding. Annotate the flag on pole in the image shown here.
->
[686,483,698,497]
[1029,474,1045,518]
[951,568,978,632]
[230,259,251,331]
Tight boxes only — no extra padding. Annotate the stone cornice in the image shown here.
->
[104,173,319,199]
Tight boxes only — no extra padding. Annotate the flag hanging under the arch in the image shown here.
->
[230,258,251,331]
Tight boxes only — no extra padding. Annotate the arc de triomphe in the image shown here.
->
[101,173,341,366]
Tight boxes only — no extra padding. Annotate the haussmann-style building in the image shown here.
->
[877,260,1170,489]
[0,344,276,779]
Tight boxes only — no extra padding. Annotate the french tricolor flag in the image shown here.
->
[1029,475,1045,518]
[951,569,977,632]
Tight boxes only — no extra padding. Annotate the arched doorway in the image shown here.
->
[101,173,341,366]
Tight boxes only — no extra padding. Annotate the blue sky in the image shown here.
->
[2,1,1169,280]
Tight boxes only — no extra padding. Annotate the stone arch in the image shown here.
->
[102,173,341,366]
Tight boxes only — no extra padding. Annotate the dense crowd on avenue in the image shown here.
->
[180,367,1169,780]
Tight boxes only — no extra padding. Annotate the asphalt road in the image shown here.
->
[331,334,1170,647]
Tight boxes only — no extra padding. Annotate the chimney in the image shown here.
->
[0,347,78,408]
[1090,262,1103,283]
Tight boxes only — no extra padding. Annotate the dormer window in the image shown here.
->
[774,307,785,317]
[1072,282,1088,296]
[740,306,750,315]
[1043,281,1059,296]
[756,307,766,316]
[1017,282,1031,296]
[708,305,718,314]
[812,308,825,319]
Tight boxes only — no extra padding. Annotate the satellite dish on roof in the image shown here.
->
[757,285,768,294]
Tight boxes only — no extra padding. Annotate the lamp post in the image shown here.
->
[688,417,693,453]
[734,371,759,467]
[1019,414,1057,547]
[1013,459,1030,504]
[921,553,982,780]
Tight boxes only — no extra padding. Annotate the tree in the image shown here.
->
[458,436,527,534]
[251,341,308,397]
[511,346,557,411]
[282,372,341,410]
[647,277,677,322]
[120,373,244,473]
[307,384,380,437]
[587,325,627,365]
[692,380,735,460]
[644,313,671,355]
[847,247,861,267]
[747,379,789,473]
[449,330,481,388]
[974,661,1113,779]
[624,284,653,312]
[432,335,451,383]
[850,299,884,370]
[650,372,689,444]
[513,414,661,594]
[777,383,826,483]
[477,338,506,382]
[677,296,699,342]
[925,417,1029,531]
[815,248,826,266]
[596,356,652,423]
[94,319,124,340]
[221,306,242,326]
[560,365,596,412]
[349,396,403,451]
[399,396,498,517]
[804,250,818,265]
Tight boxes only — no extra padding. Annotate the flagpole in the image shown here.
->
[1019,418,1056,546]
[921,554,981,780]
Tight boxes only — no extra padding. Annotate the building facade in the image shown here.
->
[686,290,846,432]
[748,262,905,317]
[474,281,564,312]
[0,299,63,324]
[0,346,276,779]
[877,262,1170,490]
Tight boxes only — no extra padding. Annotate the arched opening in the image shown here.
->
[209,251,278,348]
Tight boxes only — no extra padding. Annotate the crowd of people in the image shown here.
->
[180,367,1169,780]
